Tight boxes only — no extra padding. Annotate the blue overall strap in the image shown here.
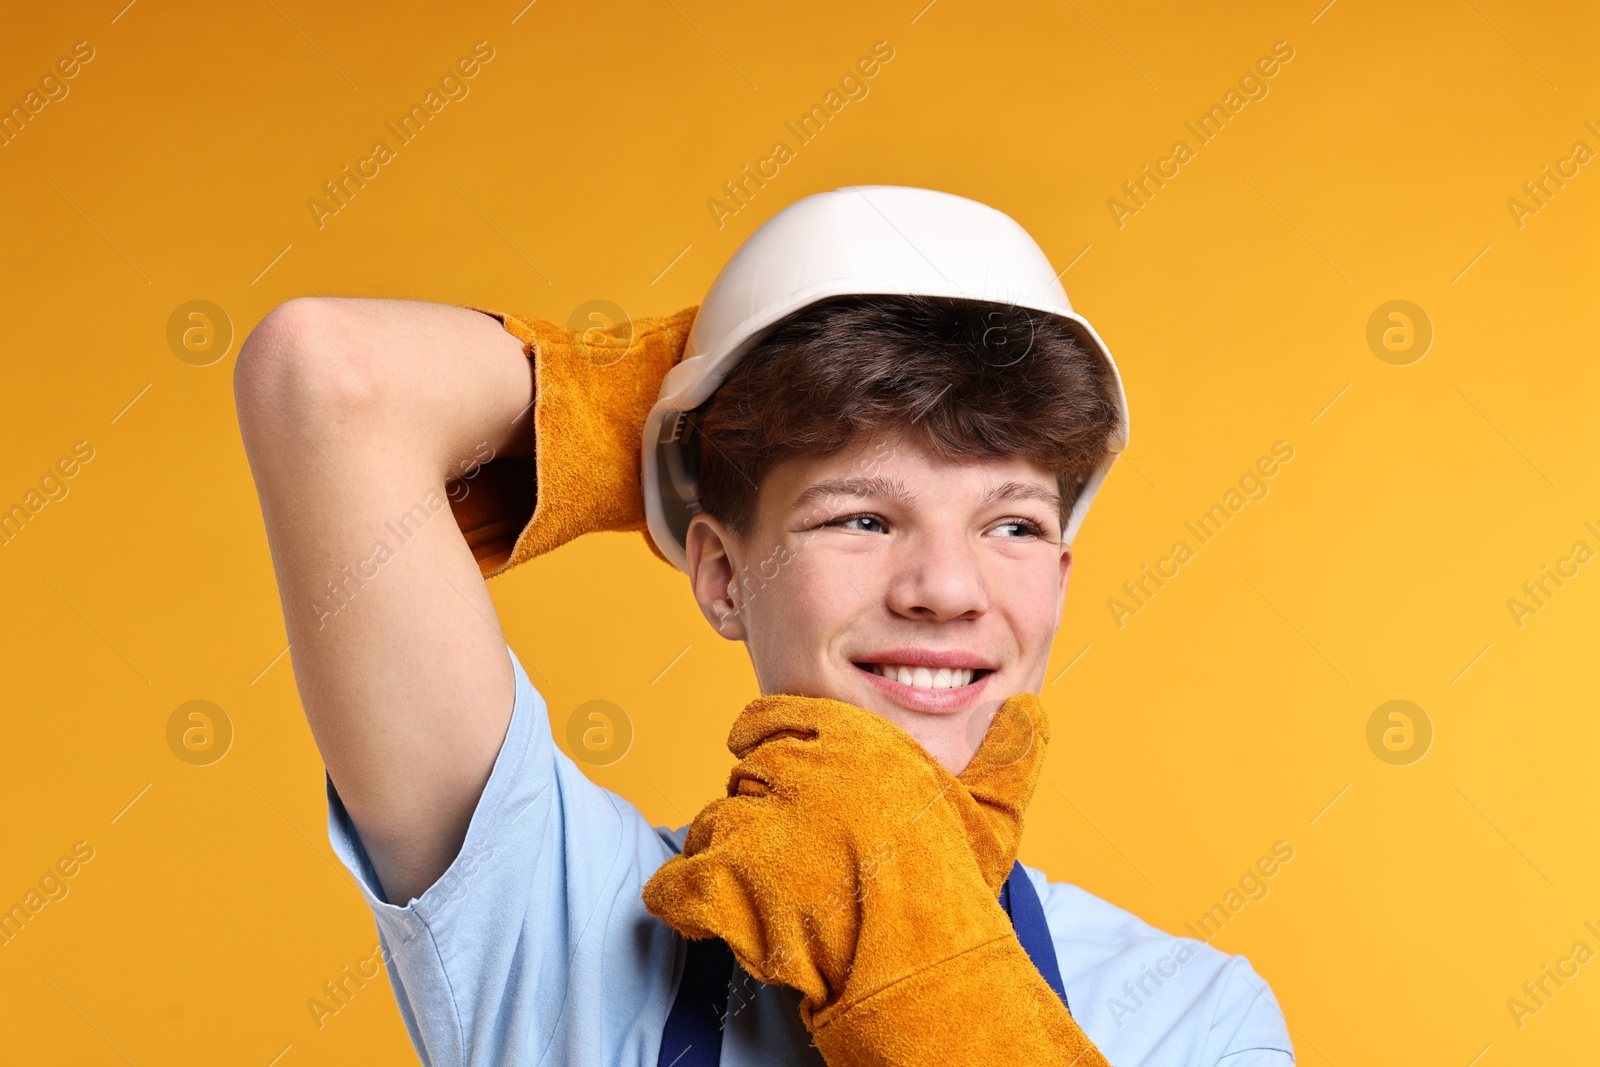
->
[1000,859,1072,1013]
[657,935,737,1067]
[658,863,1071,1066]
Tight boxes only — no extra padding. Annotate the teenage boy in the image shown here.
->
[235,186,1294,1065]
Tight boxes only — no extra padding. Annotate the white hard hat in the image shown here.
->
[641,184,1131,573]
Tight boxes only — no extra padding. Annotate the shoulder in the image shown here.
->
[1021,865,1295,1066]
[659,822,692,855]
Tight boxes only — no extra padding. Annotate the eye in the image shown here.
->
[991,518,1045,538]
[824,513,888,534]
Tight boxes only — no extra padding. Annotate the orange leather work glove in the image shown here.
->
[640,693,1111,1067]
[446,304,697,577]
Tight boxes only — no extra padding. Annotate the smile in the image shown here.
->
[850,656,997,714]
[861,663,986,690]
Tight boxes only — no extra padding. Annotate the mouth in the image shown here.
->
[858,662,992,689]
[850,655,998,714]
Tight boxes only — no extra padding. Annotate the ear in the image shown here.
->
[1053,542,1074,630]
[686,512,749,641]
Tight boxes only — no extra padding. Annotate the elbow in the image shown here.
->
[233,297,386,449]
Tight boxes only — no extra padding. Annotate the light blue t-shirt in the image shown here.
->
[326,645,1296,1066]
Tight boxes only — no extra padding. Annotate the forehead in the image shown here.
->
[756,436,1060,520]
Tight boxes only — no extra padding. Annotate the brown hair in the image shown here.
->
[686,294,1123,541]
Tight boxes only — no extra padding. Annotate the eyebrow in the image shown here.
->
[983,480,1062,512]
[791,476,913,514]
[788,476,1060,515]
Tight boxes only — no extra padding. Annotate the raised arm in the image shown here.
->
[234,297,536,905]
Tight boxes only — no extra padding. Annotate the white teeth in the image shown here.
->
[873,664,978,690]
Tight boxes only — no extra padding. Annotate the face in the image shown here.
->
[685,433,1074,776]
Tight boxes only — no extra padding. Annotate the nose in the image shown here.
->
[883,523,989,622]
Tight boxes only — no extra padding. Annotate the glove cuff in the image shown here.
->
[809,934,1109,1067]
[448,304,697,576]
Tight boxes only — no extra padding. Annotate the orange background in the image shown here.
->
[2,1,1596,1063]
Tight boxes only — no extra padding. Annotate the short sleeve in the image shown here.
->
[324,644,688,1067]
[1204,956,1296,1064]
[1025,866,1295,1067]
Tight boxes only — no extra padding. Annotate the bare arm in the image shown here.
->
[234,296,535,905]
